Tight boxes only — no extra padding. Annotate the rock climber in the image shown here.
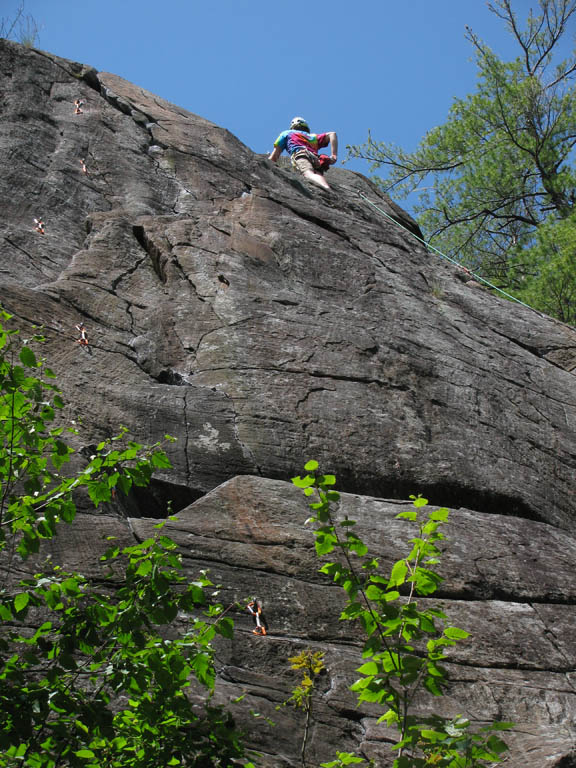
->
[74,99,84,115]
[247,598,268,636]
[269,117,338,191]
[33,217,45,234]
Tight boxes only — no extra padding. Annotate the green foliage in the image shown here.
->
[347,0,576,322]
[320,754,369,768]
[0,313,249,767]
[509,212,576,324]
[293,463,512,767]
[0,537,246,768]
[0,309,172,560]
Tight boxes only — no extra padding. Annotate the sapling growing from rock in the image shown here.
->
[279,649,326,767]
[293,460,512,768]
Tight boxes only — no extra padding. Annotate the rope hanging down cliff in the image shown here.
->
[357,192,545,318]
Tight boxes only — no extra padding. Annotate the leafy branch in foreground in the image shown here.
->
[293,460,512,768]
[0,309,172,561]
[0,531,246,768]
[0,312,252,767]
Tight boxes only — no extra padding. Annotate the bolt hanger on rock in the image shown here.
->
[75,323,90,350]
[247,599,268,636]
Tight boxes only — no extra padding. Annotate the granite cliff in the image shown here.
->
[1,39,576,766]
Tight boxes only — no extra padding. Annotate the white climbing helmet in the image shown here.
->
[290,116,309,132]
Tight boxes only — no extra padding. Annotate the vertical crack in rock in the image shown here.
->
[182,388,192,483]
[124,300,136,335]
[171,252,207,303]
[132,225,167,283]
[110,252,149,292]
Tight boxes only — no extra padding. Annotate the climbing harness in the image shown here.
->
[291,149,331,174]
[33,217,45,234]
[357,192,545,317]
[247,599,267,636]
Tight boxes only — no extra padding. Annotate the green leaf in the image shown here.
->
[315,531,336,556]
[423,676,443,696]
[87,481,112,507]
[292,474,315,489]
[19,346,37,367]
[486,734,510,753]
[420,729,445,741]
[216,617,234,639]
[13,592,30,612]
[388,559,408,587]
[135,559,153,576]
[117,474,132,495]
[304,460,319,471]
[348,537,368,556]
[356,661,378,675]
[365,584,384,600]
[444,626,470,640]
[377,708,399,726]
[150,450,172,469]
[485,721,515,731]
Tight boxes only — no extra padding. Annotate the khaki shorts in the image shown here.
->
[291,150,320,175]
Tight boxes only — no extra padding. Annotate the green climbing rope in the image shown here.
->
[358,192,543,316]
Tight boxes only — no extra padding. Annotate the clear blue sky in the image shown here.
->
[3,0,574,180]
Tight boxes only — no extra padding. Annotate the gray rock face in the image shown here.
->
[1,39,576,766]
[33,477,576,767]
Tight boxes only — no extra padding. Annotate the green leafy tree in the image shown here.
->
[293,461,512,768]
[348,0,576,322]
[0,311,252,768]
[508,211,576,323]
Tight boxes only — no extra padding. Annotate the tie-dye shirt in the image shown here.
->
[273,130,330,157]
